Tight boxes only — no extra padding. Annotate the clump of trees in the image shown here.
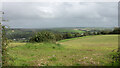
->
[29,31,84,43]
[99,30,111,35]
[8,27,119,43]
[29,27,120,43]
[63,33,74,39]
[110,27,120,34]
[29,31,56,43]
[94,27,120,35]
[54,33,63,41]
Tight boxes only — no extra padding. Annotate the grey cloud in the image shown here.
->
[2,2,118,28]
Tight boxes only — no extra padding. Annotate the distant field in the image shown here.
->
[52,28,85,33]
[6,35,118,66]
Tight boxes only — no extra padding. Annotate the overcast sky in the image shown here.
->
[2,2,118,28]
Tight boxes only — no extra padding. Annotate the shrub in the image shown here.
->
[74,33,82,37]
[29,31,56,43]
[63,33,74,39]
[54,33,63,41]
[111,52,120,66]
[110,27,120,34]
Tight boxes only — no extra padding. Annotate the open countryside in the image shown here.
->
[1,2,119,66]
[6,33,118,66]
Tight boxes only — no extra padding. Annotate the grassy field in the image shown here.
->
[6,35,118,66]
[52,28,85,33]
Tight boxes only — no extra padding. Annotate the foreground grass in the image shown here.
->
[6,35,118,66]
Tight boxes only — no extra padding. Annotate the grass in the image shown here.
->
[6,35,118,66]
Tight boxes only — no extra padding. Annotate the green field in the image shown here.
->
[51,28,85,33]
[6,35,118,66]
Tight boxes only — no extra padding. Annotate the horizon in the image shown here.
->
[3,26,117,29]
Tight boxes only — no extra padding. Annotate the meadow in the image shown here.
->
[6,35,118,66]
[51,28,85,33]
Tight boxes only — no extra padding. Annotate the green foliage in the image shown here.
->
[2,25,9,66]
[54,33,63,41]
[100,27,120,34]
[6,28,85,42]
[100,30,111,35]
[111,27,120,34]
[111,52,120,66]
[29,31,83,43]
[48,57,57,61]
[74,33,82,37]
[63,33,74,39]
[29,31,56,43]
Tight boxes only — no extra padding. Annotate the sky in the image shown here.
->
[2,2,118,28]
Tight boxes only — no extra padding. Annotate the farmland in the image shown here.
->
[6,35,118,66]
[50,28,85,33]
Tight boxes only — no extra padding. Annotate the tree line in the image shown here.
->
[29,27,120,43]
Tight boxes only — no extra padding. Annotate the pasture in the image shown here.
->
[6,35,118,66]
[51,28,85,33]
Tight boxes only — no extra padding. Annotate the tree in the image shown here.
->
[63,33,74,39]
[74,33,82,37]
[54,33,63,41]
[112,27,120,34]
[29,31,56,43]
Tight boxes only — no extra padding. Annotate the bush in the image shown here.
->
[54,33,63,41]
[111,52,120,66]
[110,27,120,34]
[110,49,120,66]
[29,31,56,43]
[63,33,74,39]
[74,33,82,37]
